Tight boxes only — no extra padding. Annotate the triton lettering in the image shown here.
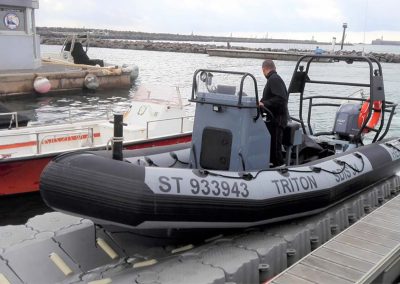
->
[272,176,317,195]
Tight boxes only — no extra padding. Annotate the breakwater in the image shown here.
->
[41,38,400,63]
[38,26,324,45]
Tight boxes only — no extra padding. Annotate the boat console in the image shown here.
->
[189,70,271,171]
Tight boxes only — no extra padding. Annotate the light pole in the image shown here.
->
[340,23,348,50]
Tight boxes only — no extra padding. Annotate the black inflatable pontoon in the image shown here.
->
[40,55,400,229]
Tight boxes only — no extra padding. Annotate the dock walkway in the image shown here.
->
[271,192,400,284]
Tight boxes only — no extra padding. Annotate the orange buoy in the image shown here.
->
[358,98,382,133]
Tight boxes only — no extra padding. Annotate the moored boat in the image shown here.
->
[40,55,400,229]
[1,85,193,195]
[42,32,139,85]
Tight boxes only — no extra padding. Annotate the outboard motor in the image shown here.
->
[332,102,361,140]
[189,70,271,171]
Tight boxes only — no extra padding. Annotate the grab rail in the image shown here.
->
[300,95,397,141]
[1,105,114,130]
[1,127,96,155]
[39,128,94,154]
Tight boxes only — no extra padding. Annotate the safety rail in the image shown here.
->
[145,116,194,139]
[39,128,94,154]
[301,95,397,142]
[288,54,394,143]
[0,127,96,155]
[191,69,259,105]
[1,105,115,130]
[0,112,19,129]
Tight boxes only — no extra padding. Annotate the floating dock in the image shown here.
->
[0,60,134,97]
[207,48,332,62]
[1,175,399,283]
[271,187,400,284]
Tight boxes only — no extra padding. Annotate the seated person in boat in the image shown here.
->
[65,41,104,67]
[259,59,289,167]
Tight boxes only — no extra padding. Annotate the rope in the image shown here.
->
[112,137,124,143]
[386,142,400,152]
[144,156,178,168]
[200,153,365,181]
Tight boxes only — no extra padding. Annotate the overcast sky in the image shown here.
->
[36,0,400,43]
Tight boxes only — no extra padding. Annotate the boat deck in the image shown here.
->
[0,62,81,75]
[271,192,400,284]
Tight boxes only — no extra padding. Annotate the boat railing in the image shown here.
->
[299,95,397,141]
[145,116,194,139]
[288,55,394,143]
[1,127,96,155]
[2,105,114,130]
[39,128,95,154]
[0,112,19,129]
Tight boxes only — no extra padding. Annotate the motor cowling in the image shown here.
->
[332,102,361,139]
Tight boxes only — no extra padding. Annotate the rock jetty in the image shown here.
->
[40,38,400,63]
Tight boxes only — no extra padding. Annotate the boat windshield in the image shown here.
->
[131,85,184,108]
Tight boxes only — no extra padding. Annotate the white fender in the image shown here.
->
[122,64,139,82]
[33,77,51,94]
[84,73,100,90]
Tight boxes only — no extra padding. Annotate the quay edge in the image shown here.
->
[0,62,133,97]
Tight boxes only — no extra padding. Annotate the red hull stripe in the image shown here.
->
[0,133,101,150]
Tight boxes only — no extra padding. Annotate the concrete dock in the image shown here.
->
[0,60,136,97]
[0,60,134,97]
[207,48,332,62]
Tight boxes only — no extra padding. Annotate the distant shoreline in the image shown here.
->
[37,26,351,46]
[40,37,400,63]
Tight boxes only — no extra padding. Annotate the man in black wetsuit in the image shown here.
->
[259,59,289,167]
[65,41,104,67]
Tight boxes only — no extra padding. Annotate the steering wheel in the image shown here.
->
[199,71,217,93]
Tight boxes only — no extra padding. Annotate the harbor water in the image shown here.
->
[3,45,399,225]
[2,44,398,137]
[1,44,397,223]
[1,45,400,283]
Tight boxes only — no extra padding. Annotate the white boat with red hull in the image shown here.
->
[0,86,193,195]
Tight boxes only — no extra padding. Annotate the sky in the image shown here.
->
[36,0,400,43]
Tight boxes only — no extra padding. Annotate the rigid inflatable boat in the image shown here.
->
[40,55,400,229]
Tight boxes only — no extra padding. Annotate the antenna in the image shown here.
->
[362,0,369,56]
[340,23,348,51]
